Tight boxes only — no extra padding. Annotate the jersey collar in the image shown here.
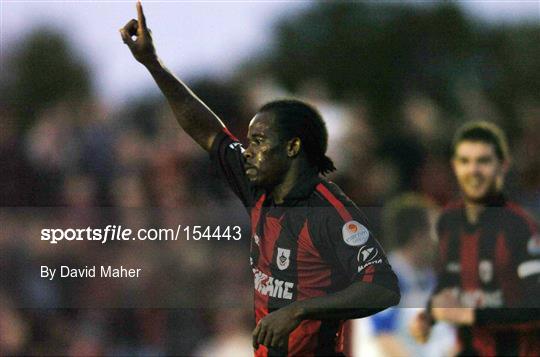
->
[268,173,322,206]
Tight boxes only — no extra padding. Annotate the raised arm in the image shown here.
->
[120,1,224,151]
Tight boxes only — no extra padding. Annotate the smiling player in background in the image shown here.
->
[120,2,399,356]
[410,121,540,356]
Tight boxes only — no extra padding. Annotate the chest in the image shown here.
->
[440,226,518,307]
[250,207,327,276]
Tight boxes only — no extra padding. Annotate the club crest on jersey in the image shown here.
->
[528,234,540,256]
[479,260,493,283]
[277,247,291,270]
[342,220,369,246]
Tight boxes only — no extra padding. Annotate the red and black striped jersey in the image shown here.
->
[433,196,540,356]
[211,130,399,356]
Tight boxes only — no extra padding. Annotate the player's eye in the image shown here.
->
[478,157,493,164]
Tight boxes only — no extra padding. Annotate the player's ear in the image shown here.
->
[287,137,301,158]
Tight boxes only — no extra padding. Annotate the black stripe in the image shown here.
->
[315,320,341,356]
[268,207,304,311]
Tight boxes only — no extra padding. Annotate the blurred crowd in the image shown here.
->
[1,63,539,356]
[0,3,540,350]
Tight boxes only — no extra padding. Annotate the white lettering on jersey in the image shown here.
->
[358,259,383,272]
[446,262,461,273]
[252,267,294,300]
[460,289,503,308]
[479,260,493,283]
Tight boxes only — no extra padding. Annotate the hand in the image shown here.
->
[409,310,432,344]
[119,1,157,65]
[252,305,302,351]
[431,289,474,325]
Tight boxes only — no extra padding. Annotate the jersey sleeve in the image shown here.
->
[209,128,258,208]
[317,209,400,294]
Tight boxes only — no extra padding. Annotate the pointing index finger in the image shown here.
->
[136,0,147,31]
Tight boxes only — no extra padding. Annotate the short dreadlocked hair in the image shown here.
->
[258,99,336,175]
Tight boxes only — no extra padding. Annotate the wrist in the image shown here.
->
[289,302,307,322]
[143,56,161,71]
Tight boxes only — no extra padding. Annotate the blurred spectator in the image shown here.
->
[368,193,456,357]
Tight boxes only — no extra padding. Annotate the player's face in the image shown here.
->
[244,112,289,188]
[452,141,507,203]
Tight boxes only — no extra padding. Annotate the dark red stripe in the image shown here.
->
[297,221,331,300]
[495,232,521,306]
[438,231,450,273]
[472,328,496,356]
[316,183,352,221]
[362,265,376,283]
[507,202,538,234]
[460,231,480,291]
[251,194,266,236]
[222,127,239,142]
[288,320,322,357]
[259,216,283,273]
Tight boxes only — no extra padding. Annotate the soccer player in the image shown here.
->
[120,2,400,356]
[410,122,540,355]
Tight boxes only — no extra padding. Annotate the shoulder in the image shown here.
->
[437,200,464,230]
[310,180,361,215]
[504,202,538,229]
[502,202,539,242]
[307,179,371,243]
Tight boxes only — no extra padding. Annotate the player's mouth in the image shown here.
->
[464,176,484,190]
[245,165,257,176]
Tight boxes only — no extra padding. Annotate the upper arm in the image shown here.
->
[509,212,540,307]
[314,209,399,294]
[209,129,258,208]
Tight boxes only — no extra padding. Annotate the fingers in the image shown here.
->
[119,19,138,48]
[119,28,133,47]
[262,330,273,349]
[271,333,286,350]
[252,323,261,349]
[123,19,138,37]
[136,0,147,32]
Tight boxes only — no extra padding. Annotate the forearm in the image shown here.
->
[144,58,225,151]
[290,282,400,321]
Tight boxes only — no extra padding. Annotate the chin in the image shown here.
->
[463,188,496,203]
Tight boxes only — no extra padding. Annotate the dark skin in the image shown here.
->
[120,2,400,350]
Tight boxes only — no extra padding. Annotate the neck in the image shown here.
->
[463,191,503,224]
[270,160,317,204]
[464,199,485,225]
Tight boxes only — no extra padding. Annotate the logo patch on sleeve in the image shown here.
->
[342,220,369,246]
[528,234,540,256]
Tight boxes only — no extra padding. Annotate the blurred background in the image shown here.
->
[1,1,539,356]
